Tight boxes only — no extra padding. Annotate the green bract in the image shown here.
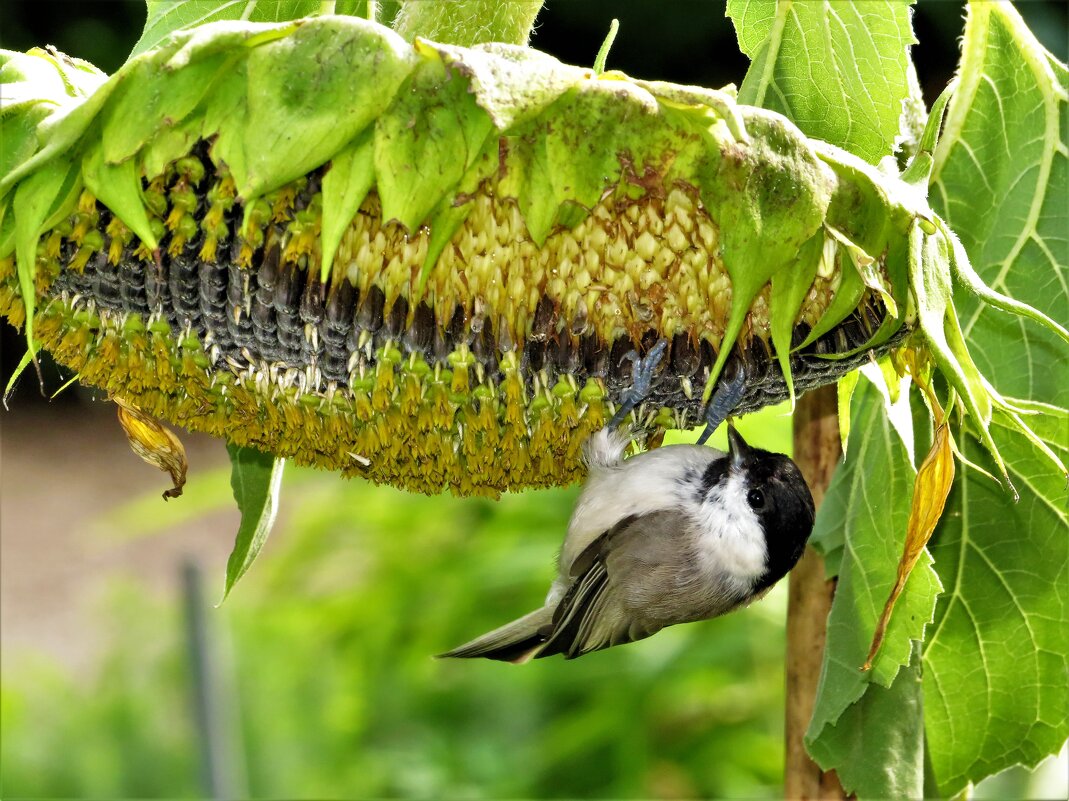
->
[0,15,1063,493]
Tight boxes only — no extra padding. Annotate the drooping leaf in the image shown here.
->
[805,373,942,797]
[100,47,231,165]
[223,443,285,601]
[10,154,82,379]
[319,128,376,282]
[699,106,835,398]
[81,142,158,249]
[0,48,104,187]
[769,229,823,408]
[3,344,39,406]
[727,0,916,165]
[835,368,859,454]
[373,46,492,232]
[214,16,418,202]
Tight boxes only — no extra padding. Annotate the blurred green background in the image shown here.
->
[1,2,1066,799]
[3,413,796,799]
[3,413,1064,799]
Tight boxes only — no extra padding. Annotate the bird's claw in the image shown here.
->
[696,362,748,446]
[607,339,668,430]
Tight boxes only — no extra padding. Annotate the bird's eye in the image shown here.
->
[747,488,765,510]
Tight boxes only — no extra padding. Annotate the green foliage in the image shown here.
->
[729,2,1069,797]
[932,3,1068,410]
[727,0,916,164]
[808,649,926,800]
[922,5,1069,794]
[374,51,493,232]
[224,444,285,600]
[924,407,1069,796]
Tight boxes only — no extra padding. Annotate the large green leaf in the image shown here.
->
[808,649,926,801]
[223,444,286,601]
[922,4,1069,793]
[931,3,1069,409]
[805,372,941,799]
[130,0,373,59]
[923,407,1069,796]
[726,0,915,165]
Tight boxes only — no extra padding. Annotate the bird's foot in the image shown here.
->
[695,362,747,446]
[607,339,669,430]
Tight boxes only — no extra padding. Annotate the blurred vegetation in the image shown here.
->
[3,457,790,798]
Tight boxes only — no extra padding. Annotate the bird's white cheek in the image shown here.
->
[695,477,768,581]
[696,521,767,580]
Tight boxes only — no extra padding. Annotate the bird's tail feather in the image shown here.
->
[437,607,553,664]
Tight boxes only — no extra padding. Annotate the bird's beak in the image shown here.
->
[727,422,751,467]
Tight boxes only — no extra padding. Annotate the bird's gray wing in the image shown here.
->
[539,558,613,658]
[538,509,699,659]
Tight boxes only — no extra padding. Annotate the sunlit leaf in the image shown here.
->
[806,647,925,799]
[923,408,1069,795]
[727,0,915,164]
[834,369,859,455]
[931,4,1068,409]
[922,3,1069,793]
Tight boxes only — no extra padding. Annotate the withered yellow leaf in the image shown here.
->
[114,397,188,499]
[863,420,955,671]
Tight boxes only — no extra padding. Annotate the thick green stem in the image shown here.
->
[391,0,543,46]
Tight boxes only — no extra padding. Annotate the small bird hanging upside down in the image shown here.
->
[440,342,816,663]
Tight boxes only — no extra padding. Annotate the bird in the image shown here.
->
[439,420,815,662]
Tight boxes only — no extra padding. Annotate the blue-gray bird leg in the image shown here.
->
[606,339,668,430]
[695,363,748,446]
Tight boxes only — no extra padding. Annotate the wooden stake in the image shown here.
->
[785,385,848,800]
